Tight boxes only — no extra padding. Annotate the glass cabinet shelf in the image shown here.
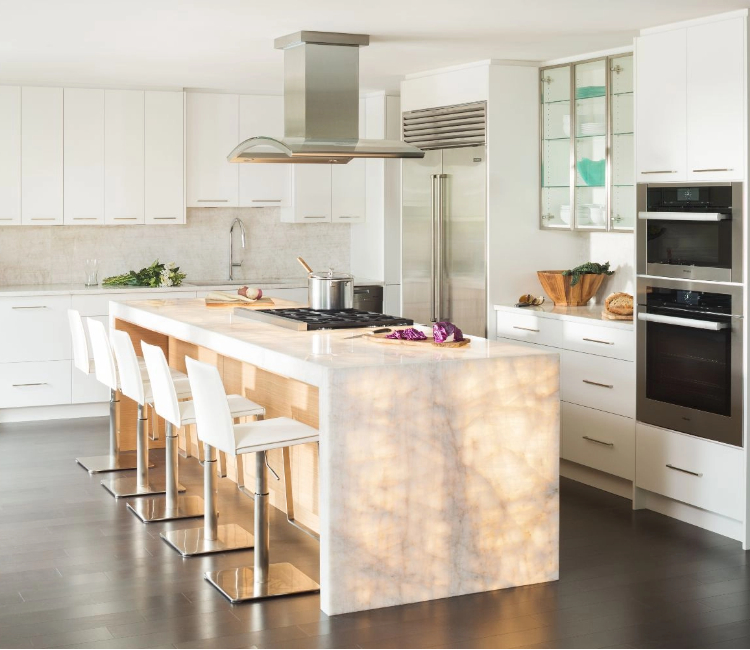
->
[539,53,634,232]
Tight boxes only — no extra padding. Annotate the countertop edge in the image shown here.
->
[493,303,634,331]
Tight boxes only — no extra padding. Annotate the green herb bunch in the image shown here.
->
[562,262,614,286]
[102,260,187,288]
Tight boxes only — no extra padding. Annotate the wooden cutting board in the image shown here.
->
[205,297,275,308]
[601,310,632,321]
[366,332,470,348]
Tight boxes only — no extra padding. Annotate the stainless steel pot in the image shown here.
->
[297,257,354,309]
[308,269,354,310]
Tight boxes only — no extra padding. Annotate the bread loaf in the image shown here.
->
[605,292,633,316]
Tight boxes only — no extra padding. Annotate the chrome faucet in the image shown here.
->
[229,218,246,281]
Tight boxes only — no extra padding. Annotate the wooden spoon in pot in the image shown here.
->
[297,257,313,274]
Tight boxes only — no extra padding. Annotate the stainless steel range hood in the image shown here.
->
[227,31,425,164]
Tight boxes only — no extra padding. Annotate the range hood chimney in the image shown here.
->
[227,31,425,164]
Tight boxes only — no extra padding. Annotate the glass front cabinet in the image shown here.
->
[540,54,634,231]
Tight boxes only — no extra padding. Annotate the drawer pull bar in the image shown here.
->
[197,199,229,203]
[582,337,614,345]
[13,382,48,387]
[640,170,677,174]
[12,305,47,310]
[583,436,614,447]
[582,379,614,389]
[251,199,281,203]
[666,463,703,478]
[513,326,540,333]
[693,168,732,173]
[304,216,327,219]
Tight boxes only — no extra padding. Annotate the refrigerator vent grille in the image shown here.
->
[402,102,486,150]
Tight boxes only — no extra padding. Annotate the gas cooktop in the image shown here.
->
[234,307,414,331]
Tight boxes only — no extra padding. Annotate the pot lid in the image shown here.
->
[309,268,353,280]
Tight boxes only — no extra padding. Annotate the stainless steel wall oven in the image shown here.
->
[636,182,742,282]
[636,277,743,447]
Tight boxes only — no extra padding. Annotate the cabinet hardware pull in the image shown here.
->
[582,435,614,447]
[582,337,614,345]
[113,217,138,221]
[0,218,16,221]
[251,199,281,203]
[30,218,56,221]
[338,216,354,219]
[151,217,177,220]
[640,170,677,174]
[12,305,47,310]
[72,218,98,221]
[197,199,229,203]
[582,379,614,389]
[693,168,732,173]
[666,463,703,478]
[304,216,326,219]
[512,326,540,333]
[13,382,48,387]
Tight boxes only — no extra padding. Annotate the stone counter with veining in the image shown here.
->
[112,299,560,616]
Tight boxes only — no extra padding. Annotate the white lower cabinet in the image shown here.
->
[562,402,635,480]
[636,422,744,521]
[0,295,71,362]
[561,350,635,418]
[0,360,71,408]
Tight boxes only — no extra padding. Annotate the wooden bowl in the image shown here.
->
[537,270,604,306]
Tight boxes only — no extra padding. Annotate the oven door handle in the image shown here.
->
[637,312,730,330]
[638,211,731,222]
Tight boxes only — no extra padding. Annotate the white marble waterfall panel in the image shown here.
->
[319,353,560,615]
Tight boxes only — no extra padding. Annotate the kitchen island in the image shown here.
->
[111,298,560,615]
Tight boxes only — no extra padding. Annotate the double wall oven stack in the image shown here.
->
[636,182,744,447]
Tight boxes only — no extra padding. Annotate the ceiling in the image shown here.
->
[1,0,748,94]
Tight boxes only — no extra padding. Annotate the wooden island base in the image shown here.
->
[114,318,321,535]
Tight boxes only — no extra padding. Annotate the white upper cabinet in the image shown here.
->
[104,90,145,224]
[635,28,687,182]
[281,166,332,223]
[22,87,63,225]
[238,95,291,207]
[186,93,238,207]
[0,86,21,226]
[686,17,746,181]
[331,159,366,223]
[145,91,185,224]
[64,88,105,225]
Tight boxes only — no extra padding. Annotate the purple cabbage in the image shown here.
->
[433,321,464,343]
[386,328,427,341]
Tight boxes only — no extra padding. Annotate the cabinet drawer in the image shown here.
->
[635,422,743,520]
[496,312,562,348]
[0,360,71,407]
[72,291,197,316]
[561,350,635,418]
[562,402,634,480]
[562,321,634,361]
[0,295,71,362]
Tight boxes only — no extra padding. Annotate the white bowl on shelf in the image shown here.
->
[562,115,570,137]
[559,205,571,224]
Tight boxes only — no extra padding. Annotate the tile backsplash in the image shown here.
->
[0,208,351,286]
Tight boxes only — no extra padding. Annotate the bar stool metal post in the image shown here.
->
[71,311,137,473]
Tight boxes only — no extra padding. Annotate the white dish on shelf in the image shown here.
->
[560,205,571,224]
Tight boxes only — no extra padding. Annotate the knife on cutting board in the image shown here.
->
[343,327,392,339]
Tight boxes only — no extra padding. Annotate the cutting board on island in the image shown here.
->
[204,291,275,308]
[366,331,470,348]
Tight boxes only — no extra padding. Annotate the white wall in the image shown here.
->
[0,208,350,285]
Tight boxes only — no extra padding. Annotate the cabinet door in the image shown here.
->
[21,87,63,225]
[281,166,332,222]
[186,93,239,207]
[64,88,105,225]
[687,17,745,182]
[331,159,366,223]
[238,95,290,207]
[105,90,145,224]
[635,29,687,181]
[0,86,21,226]
[145,91,184,224]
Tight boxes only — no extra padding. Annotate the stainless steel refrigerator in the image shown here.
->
[402,145,487,337]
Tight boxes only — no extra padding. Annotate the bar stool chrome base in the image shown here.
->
[100,477,186,499]
[160,523,253,557]
[126,495,203,523]
[205,563,319,603]
[76,453,141,474]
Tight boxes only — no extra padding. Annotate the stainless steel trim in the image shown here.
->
[640,170,677,174]
[12,305,47,309]
[72,217,99,221]
[30,218,56,221]
[12,382,47,387]
[435,174,446,322]
[197,199,229,203]
[113,217,138,220]
[430,174,438,322]
[513,325,540,333]
[638,211,730,221]
[251,199,282,203]
[582,337,614,345]
[151,217,177,220]
[637,312,730,330]
[692,168,732,173]
[582,435,614,447]
[303,216,326,219]
[404,102,486,150]
[666,463,703,477]
[582,379,614,389]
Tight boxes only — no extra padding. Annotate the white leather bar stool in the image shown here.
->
[184,357,320,601]
[69,310,137,474]
[100,328,191,499]
[129,342,265,523]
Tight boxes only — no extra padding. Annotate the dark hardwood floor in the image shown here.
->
[1,417,749,649]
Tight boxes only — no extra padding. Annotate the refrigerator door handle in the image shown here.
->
[431,173,448,322]
[430,174,438,322]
